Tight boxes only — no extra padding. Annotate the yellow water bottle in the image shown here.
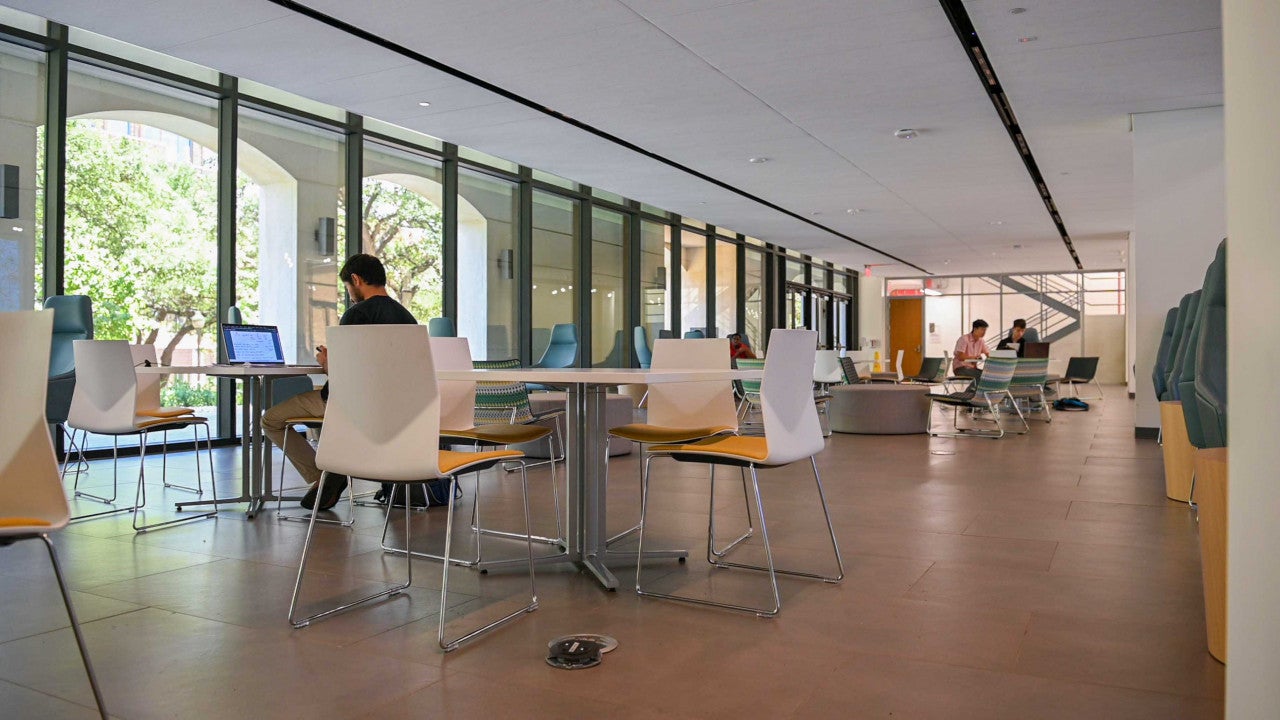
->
[873,350,882,373]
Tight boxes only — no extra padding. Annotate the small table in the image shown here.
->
[136,364,321,517]
[439,367,760,590]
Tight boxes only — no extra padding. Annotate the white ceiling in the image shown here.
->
[4,0,1222,276]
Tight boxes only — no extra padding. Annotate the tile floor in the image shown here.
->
[0,386,1222,719]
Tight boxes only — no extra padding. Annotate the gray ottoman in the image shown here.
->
[829,384,932,435]
[514,391,635,457]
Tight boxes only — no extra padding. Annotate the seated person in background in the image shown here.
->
[997,318,1028,357]
[262,253,418,511]
[729,333,757,360]
[952,319,989,378]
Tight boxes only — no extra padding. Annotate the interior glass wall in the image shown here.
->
[63,61,220,449]
[458,167,519,360]
[638,219,669,345]
[591,206,626,366]
[743,247,765,350]
[680,228,708,336]
[531,189,579,364]
[714,237,738,337]
[236,106,346,365]
[0,42,44,312]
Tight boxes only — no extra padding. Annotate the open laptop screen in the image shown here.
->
[221,323,285,364]
[1023,342,1051,359]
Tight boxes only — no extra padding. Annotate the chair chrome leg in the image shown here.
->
[58,426,89,484]
[1006,391,1030,434]
[40,535,109,719]
[291,472,411,628]
[606,439,642,546]
[132,424,220,533]
[69,434,140,522]
[439,463,538,652]
[275,427,354,527]
[707,464,754,560]
[159,429,201,494]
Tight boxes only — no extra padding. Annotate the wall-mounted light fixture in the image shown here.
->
[496,248,514,280]
[654,266,666,289]
[0,165,18,219]
[316,217,336,256]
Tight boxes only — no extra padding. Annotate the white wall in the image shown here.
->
[1225,2,1280,716]
[857,275,885,351]
[1131,106,1226,430]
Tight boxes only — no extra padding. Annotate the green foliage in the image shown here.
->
[361,178,443,321]
[161,375,218,408]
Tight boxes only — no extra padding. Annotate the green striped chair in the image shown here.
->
[1008,357,1051,424]
[927,356,1027,439]
[735,357,766,430]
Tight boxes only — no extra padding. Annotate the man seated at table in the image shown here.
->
[952,319,989,379]
[996,318,1028,357]
[263,253,417,510]
[729,333,757,360]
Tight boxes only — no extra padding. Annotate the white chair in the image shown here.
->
[813,350,843,385]
[131,345,205,495]
[66,340,219,531]
[288,325,537,651]
[870,348,906,382]
[0,311,108,719]
[607,339,749,555]
[638,329,844,617]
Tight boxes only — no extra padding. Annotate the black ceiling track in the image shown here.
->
[266,0,930,274]
[938,0,1083,270]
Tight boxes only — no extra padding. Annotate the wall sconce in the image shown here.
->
[0,165,18,219]
[496,248,514,280]
[316,217,336,256]
[654,266,666,289]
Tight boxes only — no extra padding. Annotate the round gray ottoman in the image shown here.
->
[829,384,932,435]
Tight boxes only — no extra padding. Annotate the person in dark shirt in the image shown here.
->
[997,318,1028,358]
[263,253,417,510]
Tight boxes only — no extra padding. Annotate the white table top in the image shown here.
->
[438,367,760,384]
[135,364,323,377]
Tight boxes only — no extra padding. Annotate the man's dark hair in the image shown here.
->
[972,319,989,330]
[729,333,742,341]
[339,253,387,287]
[1012,318,1027,329]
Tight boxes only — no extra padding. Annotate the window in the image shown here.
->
[639,219,670,342]
[591,207,626,366]
[531,189,579,364]
[680,229,708,336]
[458,167,519,360]
[743,247,765,349]
[0,41,45,312]
[714,237,738,337]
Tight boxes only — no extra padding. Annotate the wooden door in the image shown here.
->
[888,298,924,376]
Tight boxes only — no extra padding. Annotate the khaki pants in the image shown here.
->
[262,389,327,487]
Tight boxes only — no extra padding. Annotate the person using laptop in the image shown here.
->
[997,318,1028,358]
[952,319,989,379]
[263,253,417,511]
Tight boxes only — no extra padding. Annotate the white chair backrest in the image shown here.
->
[813,349,843,383]
[316,325,444,482]
[131,345,164,411]
[0,311,70,531]
[69,340,139,434]
[990,349,1018,359]
[760,329,824,464]
[647,339,738,430]
[428,336,476,431]
[894,348,905,382]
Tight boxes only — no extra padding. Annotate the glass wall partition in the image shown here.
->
[638,219,670,344]
[743,246,765,350]
[714,236,738,338]
[591,206,626,366]
[531,189,580,365]
[680,228,708,336]
[0,42,44,312]
[458,167,519,359]
[63,61,221,449]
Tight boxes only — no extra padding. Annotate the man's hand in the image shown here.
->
[316,345,328,373]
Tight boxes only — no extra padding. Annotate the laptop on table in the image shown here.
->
[220,323,286,365]
[1023,342,1051,359]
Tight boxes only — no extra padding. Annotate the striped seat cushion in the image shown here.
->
[473,359,535,424]
[735,357,765,396]
[1009,358,1050,387]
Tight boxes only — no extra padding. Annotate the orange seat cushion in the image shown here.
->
[650,435,769,462]
[0,517,52,528]
[442,424,550,445]
[609,423,735,444]
[438,448,523,476]
[135,415,208,430]
[137,407,196,419]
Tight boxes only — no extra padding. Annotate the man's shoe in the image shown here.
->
[300,484,319,510]
[318,474,349,511]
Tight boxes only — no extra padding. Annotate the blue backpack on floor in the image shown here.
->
[1053,397,1090,411]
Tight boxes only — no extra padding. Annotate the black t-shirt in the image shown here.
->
[996,332,1026,358]
[321,294,417,400]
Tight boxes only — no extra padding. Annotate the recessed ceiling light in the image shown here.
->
[10,225,21,232]
[748,156,770,164]
[847,208,866,214]
[943,259,951,265]
[1010,7,1027,14]
[417,101,431,107]
[989,220,1005,225]
[893,128,919,140]
[811,211,822,216]
[1018,36,1038,43]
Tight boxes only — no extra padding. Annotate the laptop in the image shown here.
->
[221,323,286,365]
[1023,342,1051,359]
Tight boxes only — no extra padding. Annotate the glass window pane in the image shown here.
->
[239,79,345,122]
[592,187,625,205]
[640,220,670,342]
[459,168,519,359]
[362,138,444,324]
[533,168,576,191]
[364,117,444,153]
[236,106,347,371]
[680,229,708,335]
[743,248,765,349]
[532,189,579,364]
[714,238,737,337]
[63,61,220,449]
[786,258,806,285]
[0,42,45,312]
[591,207,626,366]
[459,146,518,173]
